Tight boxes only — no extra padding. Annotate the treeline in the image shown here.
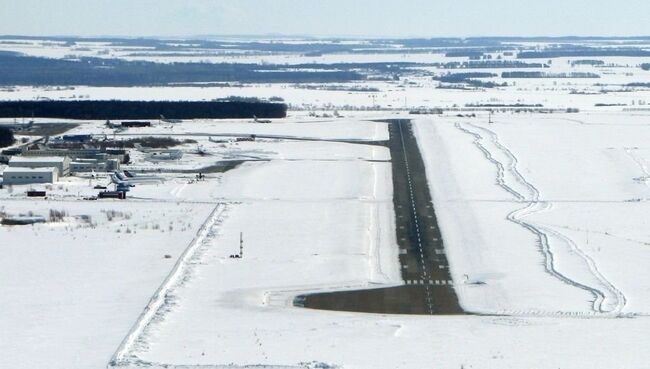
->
[0,36,381,54]
[627,82,650,87]
[502,72,600,78]
[519,49,650,58]
[433,72,506,88]
[386,38,503,48]
[0,53,365,86]
[445,50,484,59]
[0,100,287,119]
[434,72,497,83]
[0,127,14,147]
[6,35,650,49]
[4,35,650,58]
[290,62,412,73]
[439,60,548,69]
[466,103,543,107]
[571,59,605,66]
[463,80,506,88]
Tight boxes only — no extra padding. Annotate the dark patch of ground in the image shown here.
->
[20,123,79,136]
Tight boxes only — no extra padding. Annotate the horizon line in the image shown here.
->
[2,34,650,41]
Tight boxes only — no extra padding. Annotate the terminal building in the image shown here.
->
[70,158,120,173]
[1,167,58,185]
[8,156,70,176]
[22,148,127,164]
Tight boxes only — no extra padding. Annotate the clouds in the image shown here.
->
[0,0,648,37]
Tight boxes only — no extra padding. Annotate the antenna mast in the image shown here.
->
[239,232,243,258]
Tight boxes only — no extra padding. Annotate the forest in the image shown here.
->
[0,100,287,119]
[0,52,365,86]
[0,127,14,147]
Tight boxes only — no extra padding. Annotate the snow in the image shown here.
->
[0,118,407,369]
[61,118,389,142]
[96,113,650,369]
[414,112,650,316]
[2,166,58,173]
[9,156,67,164]
[3,37,650,369]
[0,200,215,369]
[3,78,650,112]
[2,112,650,369]
[128,313,649,369]
[108,136,402,367]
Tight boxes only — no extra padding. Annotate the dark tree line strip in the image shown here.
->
[518,49,650,58]
[0,53,365,86]
[0,100,287,120]
[0,127,14,147]
[501,71,600,78]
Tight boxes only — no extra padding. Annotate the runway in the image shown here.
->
[298,119,463,315]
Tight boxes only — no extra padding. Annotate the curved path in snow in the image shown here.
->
[455,122,626,315]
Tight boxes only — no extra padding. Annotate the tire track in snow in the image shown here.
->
[541,226,627,313]
[537,221,650,247]
[625,148,650,193]
[455,122,626,315]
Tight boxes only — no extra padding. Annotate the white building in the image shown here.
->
[70,158,120,173]
[8,156,70,176]
[2,167,58,185]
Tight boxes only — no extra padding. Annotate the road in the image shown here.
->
[298,119,463,315]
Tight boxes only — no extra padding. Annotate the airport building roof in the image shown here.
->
[9,156,67,164]
[3,166,58,173]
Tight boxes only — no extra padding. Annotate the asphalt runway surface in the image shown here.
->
[297,119,463,315]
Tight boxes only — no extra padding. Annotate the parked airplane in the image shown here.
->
[111,171,163,185]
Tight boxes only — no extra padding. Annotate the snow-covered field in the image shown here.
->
[3,37,650,111]
[1,118,403,369]
[61,118,389,141]
[0,200,215,368]
[3,111,650,368]
[415,112,650,316]
[2,37,650,368]
[3,78,650,111]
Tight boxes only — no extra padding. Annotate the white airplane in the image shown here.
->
[111,171,163,185]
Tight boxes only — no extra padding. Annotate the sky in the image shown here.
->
[1,0,649,38]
